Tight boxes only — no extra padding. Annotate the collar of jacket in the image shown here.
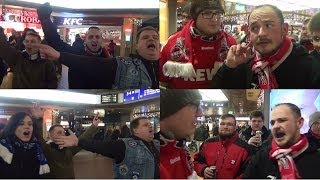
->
[219,133,239,146]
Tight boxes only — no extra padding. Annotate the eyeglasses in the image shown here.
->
[312,36,320,42]
[201,11,223,19]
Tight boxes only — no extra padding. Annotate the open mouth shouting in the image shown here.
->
[274,131,285,141]
[147,42,156,50]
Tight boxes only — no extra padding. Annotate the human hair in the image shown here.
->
[274,103,301,118]
[1,112,34,138]
[136,26,158,41]
[120,125,131,138]
[248,4,284,24]
[25,32,41,41]
[250,111,264,121]
[220,114,236,125]
[303,18,310,25]
[49,124,64,133]
[182,2,191,14]
[86,26,102,36]
[308,11,320,33]
[130,116,149,135]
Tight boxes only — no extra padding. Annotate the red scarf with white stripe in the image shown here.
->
[269,135,308,179]
[251,36,293,89]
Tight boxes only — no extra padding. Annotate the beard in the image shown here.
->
[219,131,236,140]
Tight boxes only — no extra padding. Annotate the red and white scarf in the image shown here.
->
[162,21,228,79]
[251,36,293,89]
[269,135,308,179]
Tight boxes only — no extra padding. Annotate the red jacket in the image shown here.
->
[160,21,237,89]
[160,134,194,179]
[193,133,251,179]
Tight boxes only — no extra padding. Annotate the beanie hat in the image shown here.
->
[309,112,320,127]
[161,89,202,120]
[190,0,225,20]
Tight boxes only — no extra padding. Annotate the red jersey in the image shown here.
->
[160,21,237,88]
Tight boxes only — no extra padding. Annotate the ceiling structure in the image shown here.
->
[222,89,262,116]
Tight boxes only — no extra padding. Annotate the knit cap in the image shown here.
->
[309,112,320,127]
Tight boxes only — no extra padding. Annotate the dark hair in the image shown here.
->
[120,125,131,138]
[308,11,320,33]
[248,4,284,25]
[182,2,191,14]
[1,112,34,138]
[250,111,264,121]
[86,26,102,37]
[26,32,41,41]
[136,26,158,41]
[274,103,301,118]
[220,114,236,125]
[130,116,149,135]
[49,124,64,133]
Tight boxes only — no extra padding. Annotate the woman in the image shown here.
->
[0,112,50,178]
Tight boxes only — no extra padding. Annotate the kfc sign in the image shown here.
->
[4,13,40,24]
[63,18,83,25]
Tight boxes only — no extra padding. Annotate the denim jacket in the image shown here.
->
[113,57,152,89]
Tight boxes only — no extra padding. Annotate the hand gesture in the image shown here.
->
[54,129,78,149]
[248,135,261,147]
[225,41,253,68]
[31,102,45,119]
[37,2,53,18]
[204,167,215,179]
[32,44,60,60]
[92,113,101,127]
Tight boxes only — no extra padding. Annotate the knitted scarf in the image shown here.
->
[0,135,50,175]
[252,36,293,89]
[162,21,228,79]
[269,135,308,179]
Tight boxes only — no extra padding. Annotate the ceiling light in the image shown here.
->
[199,90,228,102]
[0,90,100,104]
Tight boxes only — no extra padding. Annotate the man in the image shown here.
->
[32,105,99,178]
[159,89,202,178]
[37,3,110,89]
[243,103,320,178]
[212,4,320,89]
[72,34,85,52]
[300,18,314,52]
[160,0,237,89]
[108,40,116,57]
[0,27,57,88]
[308,11,320,60]
[305,111,320,150]
[178,2,191,31]
[239,111,270,152]
[33,26,159,89]
[54,117,159,179]
[194,114,252,179]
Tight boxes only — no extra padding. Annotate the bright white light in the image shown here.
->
[16,0,159,9]
[60,121,69,125]
[199,90,228,102]
[236,117,250,121]
[98,123,105,127]
[227,0,320,11]
[0,90,100,104]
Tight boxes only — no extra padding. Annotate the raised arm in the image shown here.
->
[0,27,23,67]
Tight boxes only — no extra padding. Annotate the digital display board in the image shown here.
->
[101,94,118,103]
[139,89,160,99]
[123,90,140,102]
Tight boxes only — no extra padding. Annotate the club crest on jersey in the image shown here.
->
[170,37,188,61]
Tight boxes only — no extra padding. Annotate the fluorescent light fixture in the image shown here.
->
[0,90,100,104]
[236,117,250,121]
[199,90,228,102]
[60,121,69,126]
[15,0,159,9]
[226,0,320,11]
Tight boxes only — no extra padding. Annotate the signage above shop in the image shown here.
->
[101,94,118,104]
[0,7,40,24]
[63,18,83,25]
[53,17,123,26]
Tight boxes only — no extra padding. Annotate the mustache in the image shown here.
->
[254,37,272,45]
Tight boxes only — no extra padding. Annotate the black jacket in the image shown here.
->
[305,130,320,151]
[239,126,271,153]
[311,49,320,61]
[39,14,110,89]
[243,143,320,179]
[0,144,49,179]
[59,52,159,89]
[212,44,320,88]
